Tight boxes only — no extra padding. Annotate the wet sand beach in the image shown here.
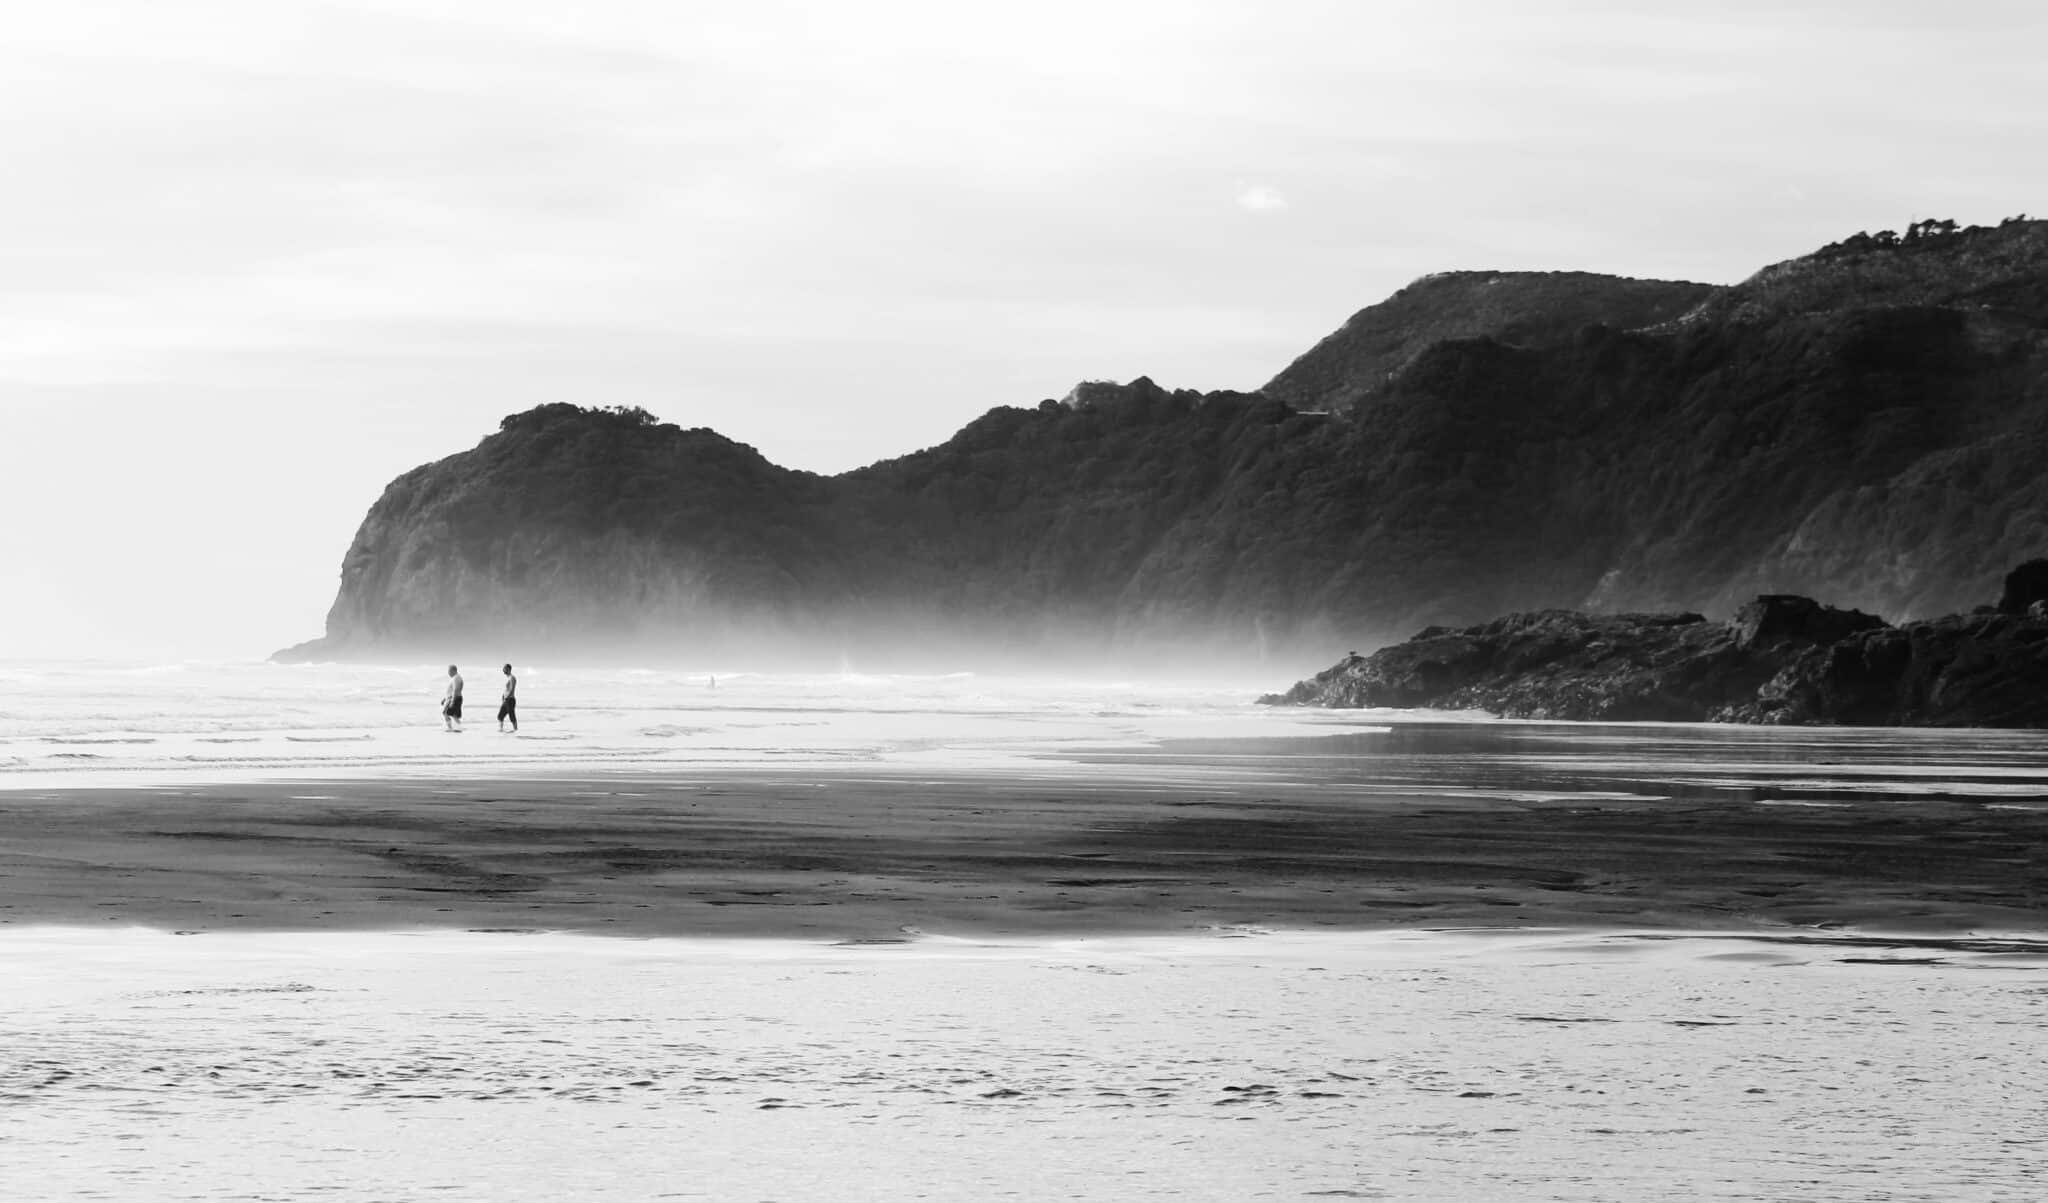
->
[4,724,2046,939]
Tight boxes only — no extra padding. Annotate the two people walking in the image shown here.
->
[443,663,517,732]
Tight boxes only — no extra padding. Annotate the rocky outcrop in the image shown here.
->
[1262,569,2048,728]
[282,220,2048,667]
[1998,558,2048,615]
[1728,593,1889,652]
[1730,612,2048,726]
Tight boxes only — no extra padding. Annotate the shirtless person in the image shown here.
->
[442,665,464,731]
[498,663,518,732]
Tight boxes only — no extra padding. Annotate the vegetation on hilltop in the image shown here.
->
[1678,215,2048,327]
[1261,271,1716,413]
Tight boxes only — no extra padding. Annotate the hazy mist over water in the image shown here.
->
[276,617,1374,684]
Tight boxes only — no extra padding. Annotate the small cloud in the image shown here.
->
[1235,184,1288,213]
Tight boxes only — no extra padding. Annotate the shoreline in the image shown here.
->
[4,767,2044,940]
[8,922,2045,966]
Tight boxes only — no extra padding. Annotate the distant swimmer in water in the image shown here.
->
[498,663,518,732]
[442,665,464,731]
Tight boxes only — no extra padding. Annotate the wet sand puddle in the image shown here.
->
[3,928,2045,1201]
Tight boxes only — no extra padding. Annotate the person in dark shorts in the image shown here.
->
[498,663,518,732]
[442,665,464,731]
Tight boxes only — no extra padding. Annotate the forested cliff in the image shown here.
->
[280,219,2048,668]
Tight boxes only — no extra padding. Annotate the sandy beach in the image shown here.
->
[7,924,2046,1201]
[7,669,2048,1200]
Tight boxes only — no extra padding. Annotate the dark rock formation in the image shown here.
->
[1730,594,1887,651]
[1734,611,2048,727]
[1997,558,2048,615]
[282,220,2048,667]
[1263,579,2048,728]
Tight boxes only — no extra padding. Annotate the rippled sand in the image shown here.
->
[5,927,2045,1202]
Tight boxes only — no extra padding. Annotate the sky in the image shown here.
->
[1,0,2044,659]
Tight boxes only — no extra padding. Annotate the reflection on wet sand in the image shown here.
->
[2,720,2046,940]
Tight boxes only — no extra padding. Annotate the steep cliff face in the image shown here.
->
[282,221,2048,667]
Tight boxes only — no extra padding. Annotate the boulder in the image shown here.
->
[1997,558,2048,615]
[1730,594,1887,650]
